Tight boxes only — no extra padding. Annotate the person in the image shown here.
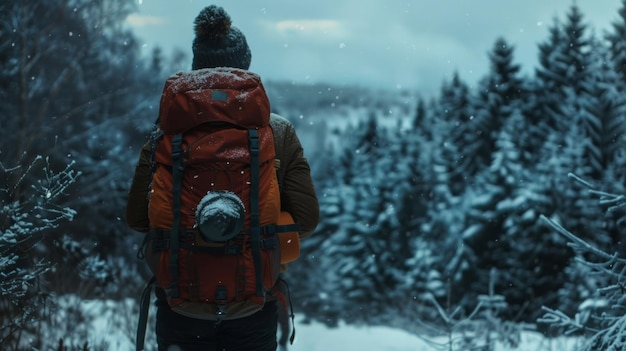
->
[125,5,319,351]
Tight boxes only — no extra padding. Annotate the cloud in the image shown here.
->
[266,19,348,39]
[130,0,623,95]
[126,14,167,27]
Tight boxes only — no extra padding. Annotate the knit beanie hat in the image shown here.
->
[192,5,252,70]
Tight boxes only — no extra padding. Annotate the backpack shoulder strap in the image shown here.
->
[168,133,184,298]
[269,113,288,189]
[248,128,264,297]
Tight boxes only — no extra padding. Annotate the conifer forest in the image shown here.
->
[3,0,626,350]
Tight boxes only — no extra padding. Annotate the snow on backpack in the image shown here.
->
[135,67,300,350]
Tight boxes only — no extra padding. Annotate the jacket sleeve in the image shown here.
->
[126,141,152,233]
[272,114,320,238]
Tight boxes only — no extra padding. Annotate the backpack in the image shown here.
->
[135,68,300,350]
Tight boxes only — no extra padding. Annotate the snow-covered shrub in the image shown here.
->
[416,268,531,351]
[0,155,79,348]
[539,173,626,350]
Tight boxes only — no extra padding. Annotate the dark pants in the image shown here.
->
[155,288,278,351]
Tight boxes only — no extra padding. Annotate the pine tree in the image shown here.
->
[552,7,617,255]
[435,72,474,195]
[578,43,626,182]
[561,5,592,95]
[330,126,380,322]
[527,6,615,293]
[481,111,572,323]
[451,37,528,317]
[607,0,626,84]
[534,5,592,137]
[464,37,525,176]
[287,124,348,324]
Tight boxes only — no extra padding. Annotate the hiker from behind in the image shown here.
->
[126,5,319,351]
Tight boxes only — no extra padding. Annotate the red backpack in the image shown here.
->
[135,69,300,346]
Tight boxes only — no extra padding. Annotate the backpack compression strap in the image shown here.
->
[168,133,184,298]
[248,129,264,297]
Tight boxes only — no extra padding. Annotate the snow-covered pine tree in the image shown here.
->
[413,80,472,313]
[451,36,530,320]
[533,6,591,139]
[434,72,474,196]
[381,120,444,327]
[463,37,525,177]
[577,42,626,253]
[327,114,402,324]
[286,124,348,325]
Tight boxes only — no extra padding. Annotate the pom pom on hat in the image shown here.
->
[192,5,251,70]
[194,5,232,41]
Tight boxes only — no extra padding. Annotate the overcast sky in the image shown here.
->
[127,1,623,96]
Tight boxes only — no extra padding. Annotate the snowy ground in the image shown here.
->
[48,297,587,351]
[102,319,585,351]
[289,321,584,351]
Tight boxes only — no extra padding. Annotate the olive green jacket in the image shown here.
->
[125,113,319,238]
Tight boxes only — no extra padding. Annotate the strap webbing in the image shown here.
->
[169,133,184,297]
[149,229,280,253]
[266,223,301,235]
[282,278,297,345]
[239,223,300,237]
[248,129,264,297]
[135,277,156,351]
